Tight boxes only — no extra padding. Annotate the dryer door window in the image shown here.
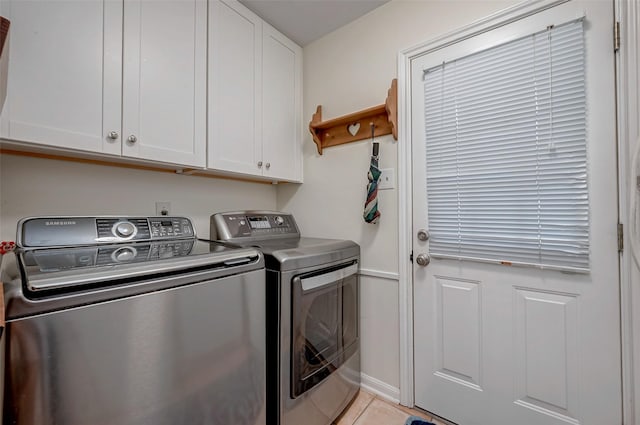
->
[290,261,359,398]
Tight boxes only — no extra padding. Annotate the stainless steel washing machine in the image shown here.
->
[2,216,267,425]
[211,211,360,425]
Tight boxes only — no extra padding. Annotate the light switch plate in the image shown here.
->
[378,168,395,190]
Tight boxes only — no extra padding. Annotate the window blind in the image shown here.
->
[423,19,588,272]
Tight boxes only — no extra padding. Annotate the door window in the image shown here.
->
[423,20,588,271]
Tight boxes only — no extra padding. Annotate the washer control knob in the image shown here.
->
[274,216,285,226]
[115,221,136,238]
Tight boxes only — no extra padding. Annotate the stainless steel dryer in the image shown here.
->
[1,216,267,425]
[211,211,360,425]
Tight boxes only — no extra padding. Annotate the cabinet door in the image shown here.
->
[262,24,302,182]
[0,0,122,155]
[208,0,262,176]
[122,0,206,167]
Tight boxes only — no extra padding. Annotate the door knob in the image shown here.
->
[416,253,431,267]
[265,162,271,169]
[127,135,137,144]
[417,229,430,241]
[107,131,119,140]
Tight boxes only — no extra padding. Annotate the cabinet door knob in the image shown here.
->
[107,131,119,140]
[127,135,137,144]
[265,162,271,169]
[257,161,263,168]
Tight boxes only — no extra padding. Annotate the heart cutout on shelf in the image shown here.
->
[348,122,360,136]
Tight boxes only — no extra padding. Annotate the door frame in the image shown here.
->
[615,1,639,424]
[396,0,635,422]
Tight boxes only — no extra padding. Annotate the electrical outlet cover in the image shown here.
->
[379,168,395,190]
[155,202,171,216]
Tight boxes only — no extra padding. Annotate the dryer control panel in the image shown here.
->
[211,211,300,241]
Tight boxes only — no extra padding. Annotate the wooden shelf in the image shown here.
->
[309,78,397,155]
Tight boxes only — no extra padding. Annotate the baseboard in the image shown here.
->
[360,373,401,404]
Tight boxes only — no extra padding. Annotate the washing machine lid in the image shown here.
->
[2,240,264,320]
[16,239,259,292]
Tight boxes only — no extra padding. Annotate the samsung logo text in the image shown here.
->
[45,221,77,226]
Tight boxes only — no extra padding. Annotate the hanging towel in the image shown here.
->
[363,154,381,224]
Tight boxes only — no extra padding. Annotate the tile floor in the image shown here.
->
[333,390,451,425]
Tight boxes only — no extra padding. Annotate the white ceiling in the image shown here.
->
[238,0,390,46]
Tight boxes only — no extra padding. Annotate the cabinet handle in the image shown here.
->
[265,162,271,169]
[107,131,119,140]
[257,161,263,168]
[127,135,137,144]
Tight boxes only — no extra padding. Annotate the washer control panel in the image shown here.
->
[211,211,299,241]
[149,217,194,239]
[98,217,193,241]
[18,216,195,248]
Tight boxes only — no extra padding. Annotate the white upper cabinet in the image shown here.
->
[1,0,301,178]
[262,23,302,182]
[1,0,206,168]
[208,0,262,175]
[208,0,302,182]
[0,0,122,155]
[122,0,206,167]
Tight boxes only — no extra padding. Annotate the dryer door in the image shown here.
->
[290,261,359,398]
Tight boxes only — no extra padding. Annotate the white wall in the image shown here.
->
[0,153,277,240]
[277,0,519,397]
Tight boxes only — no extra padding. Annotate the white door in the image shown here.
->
[0,0,122,155]
[122,0,206,167]
[411,2,621,425]
[208,0,263,176]
[262,23,302,182]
